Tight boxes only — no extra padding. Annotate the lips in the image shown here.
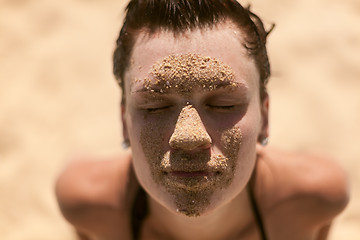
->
[161,169,221,191]
[162,165,220,177]
[158,151,229,190]
[169,170,211,177]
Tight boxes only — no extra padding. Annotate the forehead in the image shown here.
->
[125,22,259,90]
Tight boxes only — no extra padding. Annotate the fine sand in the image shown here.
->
[0,0,359,239]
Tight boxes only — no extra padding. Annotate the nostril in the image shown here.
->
[198,141,212,150]
[169,131,212,151]
[169,134,210,150]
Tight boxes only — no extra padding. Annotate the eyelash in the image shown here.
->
[206,104,237,111]
[145,105,172,113]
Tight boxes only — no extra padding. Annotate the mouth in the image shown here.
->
[168,170,219,177]
[162,169,222,190]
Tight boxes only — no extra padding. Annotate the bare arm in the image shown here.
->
[55,154,134,240]
[256,147,350,240]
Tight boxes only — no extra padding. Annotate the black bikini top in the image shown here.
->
[130,176,267,240]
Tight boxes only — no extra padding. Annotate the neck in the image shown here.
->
[145,188,254,240]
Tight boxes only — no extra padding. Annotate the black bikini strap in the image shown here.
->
[131,187,148,240]
[248,169,268,240]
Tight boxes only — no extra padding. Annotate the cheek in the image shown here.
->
[234,113,260,175]
[139,116,168,164]
[219,107,260,180]
[218,125,255,175]
[238,101,262,144]
[129,113,174,177]
[217,102,261,151]
[220,127,242,158]
[125,112,172,195]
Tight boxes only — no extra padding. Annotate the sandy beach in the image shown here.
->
[0,0,359,239]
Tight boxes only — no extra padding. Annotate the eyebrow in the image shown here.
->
[133,87,166,94]
[132,80,248,94]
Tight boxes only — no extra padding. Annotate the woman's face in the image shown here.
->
[122,22,268,217]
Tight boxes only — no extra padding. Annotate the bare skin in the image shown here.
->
[55,22,349,240]
[55,147,348,240]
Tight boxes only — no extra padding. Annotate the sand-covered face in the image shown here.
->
[123,26,266,217]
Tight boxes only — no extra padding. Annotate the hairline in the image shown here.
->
[121,20,261,103]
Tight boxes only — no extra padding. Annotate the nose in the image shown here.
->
[169,105,212,151]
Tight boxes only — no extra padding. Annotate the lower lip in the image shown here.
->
[163,171,221,190]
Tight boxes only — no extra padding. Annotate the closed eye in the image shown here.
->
[145,105,172,113]
[206,104,238,112]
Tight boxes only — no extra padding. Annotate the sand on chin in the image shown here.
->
[0,0,359,239]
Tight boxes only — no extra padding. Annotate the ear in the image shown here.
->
[258,92,269,143]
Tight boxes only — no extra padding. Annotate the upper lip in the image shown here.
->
[161,151,224,174]
[163,164,210,172]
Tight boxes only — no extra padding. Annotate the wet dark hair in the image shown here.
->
[113,0,274,102]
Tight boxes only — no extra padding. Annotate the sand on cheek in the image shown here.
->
[138,54,243,216]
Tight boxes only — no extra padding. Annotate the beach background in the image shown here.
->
[0,0,359,239]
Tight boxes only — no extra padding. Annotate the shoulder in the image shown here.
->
[255,146,350,226]
[55,150,136,224]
